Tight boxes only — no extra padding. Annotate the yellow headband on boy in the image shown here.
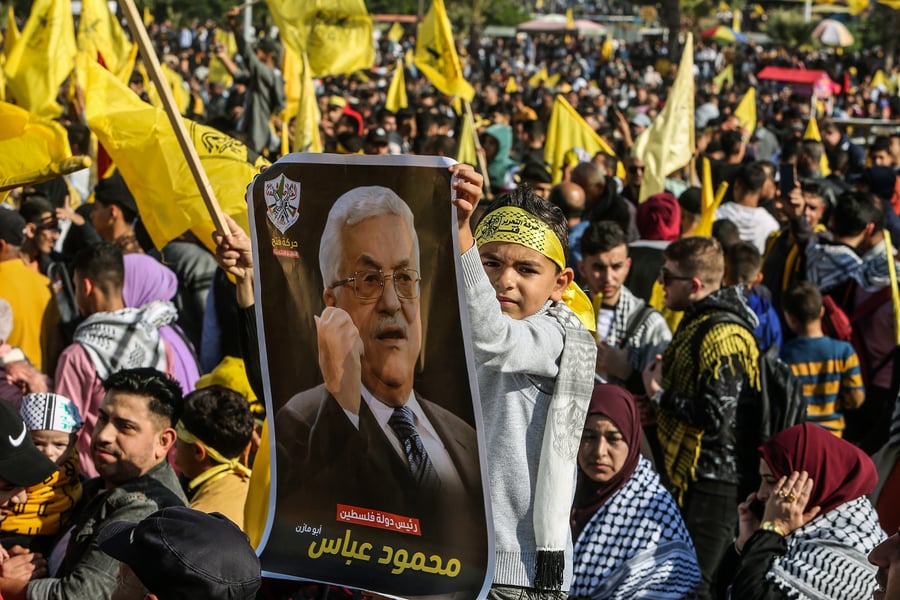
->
[176,421,251,491]
[474,206,596,333]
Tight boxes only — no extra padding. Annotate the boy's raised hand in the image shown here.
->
[449,164,483,254]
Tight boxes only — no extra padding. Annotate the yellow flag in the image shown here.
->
[734,87,756,136]
[544,95,617,184]
[281,44,302,120]
[528,66,548,88]
[292,51,322,153]
[265,0,374,78]
[601,36,613,61]
[147,63,191,115]
[387,21,404,43]
[848,0,868,14]
[5,7,19,55]
[804,116,831,175]
[4,0,76,118]
[77,0,137,84]
[632,33,695,202]
[414,0,475,101]
[243,421,270,547]
[505,77,518,94]
[83,60,268,253]
[208,31,237,87]
[877,0,900,8]
[566,8,575,29]
[385,64,408,113]
[546,71,562,88]
[713,64,733,94]
[732,7,742,32]
[0,101,90,190]
[872,69,888,89]
[456,107,477,166]
[143,6,153,26]
[696,156,726,237]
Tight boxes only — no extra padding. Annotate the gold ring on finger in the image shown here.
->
[786,492,798,503]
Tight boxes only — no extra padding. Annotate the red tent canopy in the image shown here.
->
[756,67,839,96]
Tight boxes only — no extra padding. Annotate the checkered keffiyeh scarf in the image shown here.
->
[73,301,176,380]
[571,457,701,599]
[765,496,884,600]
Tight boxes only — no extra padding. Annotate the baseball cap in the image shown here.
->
[0,208,26,246]
[98,507,261,600]
[365,127,389,146]
[327,95,347,109]
[0,400,58,487]
[94,172,139,215]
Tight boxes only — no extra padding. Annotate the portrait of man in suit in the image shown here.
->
[274,185,482,538]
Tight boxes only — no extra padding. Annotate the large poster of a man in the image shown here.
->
[248,155,491,598]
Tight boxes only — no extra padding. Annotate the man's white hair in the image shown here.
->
[319,186,420,288]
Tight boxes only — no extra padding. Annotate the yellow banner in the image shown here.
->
[544,95,616,184]
[4,0,76,117]
[265,0,374,78]
[632,33,695,202]
[414,0,475,101]
[83,60,268,252]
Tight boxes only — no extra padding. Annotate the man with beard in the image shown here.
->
[20,368,186,600]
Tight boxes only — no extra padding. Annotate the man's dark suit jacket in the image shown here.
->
[274,383,483,528]
[268,384,488,595]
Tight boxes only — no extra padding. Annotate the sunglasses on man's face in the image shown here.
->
[658,268,693,287]
[627,165,645,174]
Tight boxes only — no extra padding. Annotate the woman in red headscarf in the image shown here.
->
[723,422,885,599]
[570,384,700,599]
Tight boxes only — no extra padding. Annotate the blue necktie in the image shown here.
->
[388,406,441,492]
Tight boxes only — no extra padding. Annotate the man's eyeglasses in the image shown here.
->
[331,269,420,300]
[627,165,645,174]
[34,217,60,233]
[658,267,693,286]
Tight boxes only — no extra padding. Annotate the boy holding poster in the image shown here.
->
[451,164,597,597]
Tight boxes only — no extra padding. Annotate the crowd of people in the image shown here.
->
[1,2,900,599]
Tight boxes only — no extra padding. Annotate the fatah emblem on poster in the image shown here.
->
[264,173,301,234]
[248,154,492,598]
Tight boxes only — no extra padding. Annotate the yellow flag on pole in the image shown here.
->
[385,64,408,113]
[456,107,477,166]
[632,33,695,202]
[77,0,137,84]
[0,101,91,191]
[734,87,756,136]
[387,21,404,43]
[713,64,733,94]
[4,0,76,118]
[544,94,617,184]
[528,67,548,88]
[5,7,19,55]
[281,45,302,120]
[414,0,475,101]
[292,51,323,153]
[696,156,727,237]
[265,0,374,78]
[83,60,267,253]
[804,115,831,175]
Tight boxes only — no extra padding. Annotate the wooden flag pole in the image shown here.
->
[117,0,230,238]
[463,100,491,197]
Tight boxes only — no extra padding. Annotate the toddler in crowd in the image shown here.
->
[0,393,83,554]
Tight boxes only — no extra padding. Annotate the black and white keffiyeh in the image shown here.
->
[571,457,701,599]
[73,301,176,380]
[765,496,884,600]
